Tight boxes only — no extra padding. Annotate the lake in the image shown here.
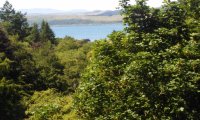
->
[51,23,123,41]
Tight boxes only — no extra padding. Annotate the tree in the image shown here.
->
[0,78,26,120]
[40,20,55,44]
[0,26,13,58]
[28,23,40,43]
[75,0,200,119]
[0,1,29,40]
[55,37,92,92]
[0,27,26,120]
[121,0,160,33]
[0,1,15,21]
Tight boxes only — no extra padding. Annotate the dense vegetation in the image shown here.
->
[0,0,199,119]
[75,0,200,119]
[0,1,91,119]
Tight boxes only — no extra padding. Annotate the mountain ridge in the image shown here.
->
[19,8,120,16]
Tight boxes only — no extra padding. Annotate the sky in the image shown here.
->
[0,0,164,11]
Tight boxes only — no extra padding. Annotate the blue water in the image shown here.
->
[51,23,123,41]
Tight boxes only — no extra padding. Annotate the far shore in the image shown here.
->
[27,14,123,25]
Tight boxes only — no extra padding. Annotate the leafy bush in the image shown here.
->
[25,89,77,120]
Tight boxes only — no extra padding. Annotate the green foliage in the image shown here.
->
[74,33,130,119]
[0,78,26,120]
[0,27,13,59]
[30,42,67,91]
[0,1,92,119]
[75,0,200,119]
[0,1,15,21]
[0,24,35,120]
[25,89,77,120]
[0,26,38,119]
[0,1,29,40]
[27,23,40,43]
[121,0,160,33]
[0,26,36,84]
[29,36,91,92]
[40,20,55,44]
[55,37,92,92]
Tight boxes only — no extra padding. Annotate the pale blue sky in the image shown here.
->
[0,0,165,11]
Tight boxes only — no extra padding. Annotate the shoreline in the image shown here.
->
[49,22,123,27]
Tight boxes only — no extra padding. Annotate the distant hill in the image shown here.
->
[95,10,120,16]
[82,10,120,16]
[27,14,122,25]
[19,8,120,16]
[22,8,122,25]
[19,8,89,15]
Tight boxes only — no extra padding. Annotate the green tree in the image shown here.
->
[75,0,200,119]
[0,27,12,80]
[40,20,55,44]
[0,26,13,59]
[0,1,29,40]
[31,42,69,92]
[0,27,27,120]
[28,23,40,43]
[0,1,15,21]
[55,37,92,92]
[0,78,26,120]
[121,0,160,34]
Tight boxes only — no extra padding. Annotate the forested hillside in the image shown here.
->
[0,1,91,119]
[0,0,200,120]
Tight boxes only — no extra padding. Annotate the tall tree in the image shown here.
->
[0,1,15,21]
[40,20,55,44]
[28,23,40,43]
[0,27,26,120]
[0,26,13,78]
[121,0,160,33]
[0,1,29,40]
[75,0,200,119]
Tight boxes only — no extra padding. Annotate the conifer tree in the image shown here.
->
[0,1,29,40]
[0,27,26,120]
[40,20,55,44]
[29,23,40,43]
[0,1,15,21]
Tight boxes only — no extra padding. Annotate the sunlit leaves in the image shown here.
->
[75,0,200,119]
